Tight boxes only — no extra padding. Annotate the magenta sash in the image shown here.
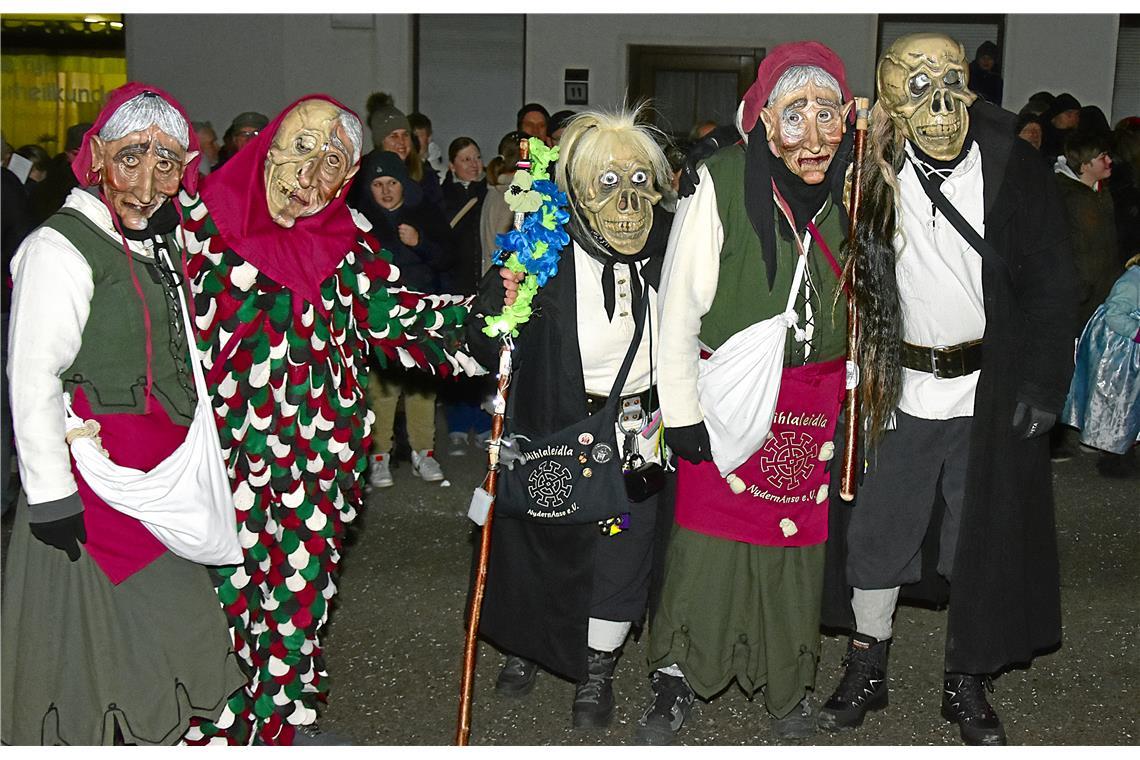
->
[674,357,845,547]
[69,388,186,584]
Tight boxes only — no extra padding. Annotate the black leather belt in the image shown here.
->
[900,340,983,379]
[585,389,653,417]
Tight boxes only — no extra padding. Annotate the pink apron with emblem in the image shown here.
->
[674,357,844,546]
[675,187,847,547]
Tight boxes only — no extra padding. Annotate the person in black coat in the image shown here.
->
[465,106,675,730]
[439,137,492,453]
[351,150,455,486]
[817,33,1078,747]
[439,137,488,295]
[353,150,453,292]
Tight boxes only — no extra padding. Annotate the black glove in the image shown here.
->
[29,512,87,562]
[678,125,741,199]
[471,266,510,317]
[666,422,714,464]
[1011,401,1057,440]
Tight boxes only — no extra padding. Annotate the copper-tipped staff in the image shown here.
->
[840,97,870,502]
[456,138,531,746]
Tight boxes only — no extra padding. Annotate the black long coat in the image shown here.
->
[465,218,670,682]
[823,101,1079,675]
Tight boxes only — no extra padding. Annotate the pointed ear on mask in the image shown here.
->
[841,99,856,126]
[182,150,200,166]
[335,164,360,198]
[88,135,105,176]
[759,106,779,144]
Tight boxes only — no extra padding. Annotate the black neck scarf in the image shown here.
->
[743,124,853,290]
[118,199,179,241]
[571,210,669,322]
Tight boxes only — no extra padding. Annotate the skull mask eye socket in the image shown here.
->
[631,169,648,185]
[600,170,620,188]
[944,69,962,87]
[908,73,931,98]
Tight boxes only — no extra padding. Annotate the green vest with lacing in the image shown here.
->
[44,208,197,425]
[699,145,848,366]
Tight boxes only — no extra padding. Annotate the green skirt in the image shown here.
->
[1,500,246,745]
[646,524,825,718]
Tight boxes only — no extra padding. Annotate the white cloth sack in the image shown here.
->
[697,252,807,477]
[63,247,241,566]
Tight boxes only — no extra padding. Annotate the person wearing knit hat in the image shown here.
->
[350,149,454,491]
[363,92,443,211]
[2,82,244,746]
[637,40,855,745]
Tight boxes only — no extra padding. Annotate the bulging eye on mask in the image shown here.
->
[576,148,662,255]
[264,99,359,229]
[877,33,977,162]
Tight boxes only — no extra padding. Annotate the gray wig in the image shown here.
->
[99,92,190,149]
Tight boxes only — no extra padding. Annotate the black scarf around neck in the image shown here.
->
[770,150,832,238]
[571,210,669,321]
[743,124,853,290]
[118,198,179,241]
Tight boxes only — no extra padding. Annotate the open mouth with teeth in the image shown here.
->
[917,120,961,139]
[601,217,648,237]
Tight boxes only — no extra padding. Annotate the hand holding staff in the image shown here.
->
[841,97,870,503]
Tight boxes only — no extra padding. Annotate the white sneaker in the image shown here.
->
[411,449,445,482]
[448,432,469,457]
[369,453,394,488]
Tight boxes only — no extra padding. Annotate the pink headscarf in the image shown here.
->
[72,81,202,195]
[199,94,362,307]
[740,41,853,134]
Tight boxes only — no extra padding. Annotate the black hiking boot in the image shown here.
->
[633,670,695,745]
[495,655,538,696]
[941,673,1007,745]
[817,633,890,731]
[572,648,620,728]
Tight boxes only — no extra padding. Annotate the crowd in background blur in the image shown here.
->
[3,64,1139,494]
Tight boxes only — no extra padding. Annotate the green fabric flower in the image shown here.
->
[506,171,543,213]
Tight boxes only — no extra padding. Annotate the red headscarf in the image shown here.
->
[72,81,202,195]
[199,94,363,307]
[740,41,853,134]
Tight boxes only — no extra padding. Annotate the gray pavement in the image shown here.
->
[2,432,1135,746]
[313,433,1137,746]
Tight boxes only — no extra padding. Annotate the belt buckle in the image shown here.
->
[929,344,950,379]
[925,344,962,380]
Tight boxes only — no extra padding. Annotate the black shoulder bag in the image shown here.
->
[495,299,650,524]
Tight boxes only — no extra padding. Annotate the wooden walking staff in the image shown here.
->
[455,138,532,746]
[840,97,871,502]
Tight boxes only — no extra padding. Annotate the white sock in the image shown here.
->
[852,586,901,641]
[656,663,685,678]
[587,617,632,651]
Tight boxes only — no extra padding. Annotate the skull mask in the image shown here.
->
[877,33,977,161]
[576,145,662,256]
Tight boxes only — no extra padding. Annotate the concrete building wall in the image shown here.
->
[125,13,1126,145]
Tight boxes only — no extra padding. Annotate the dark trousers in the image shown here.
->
[846,411,971,589]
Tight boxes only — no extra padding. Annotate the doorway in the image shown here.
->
[627,45,764,143]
